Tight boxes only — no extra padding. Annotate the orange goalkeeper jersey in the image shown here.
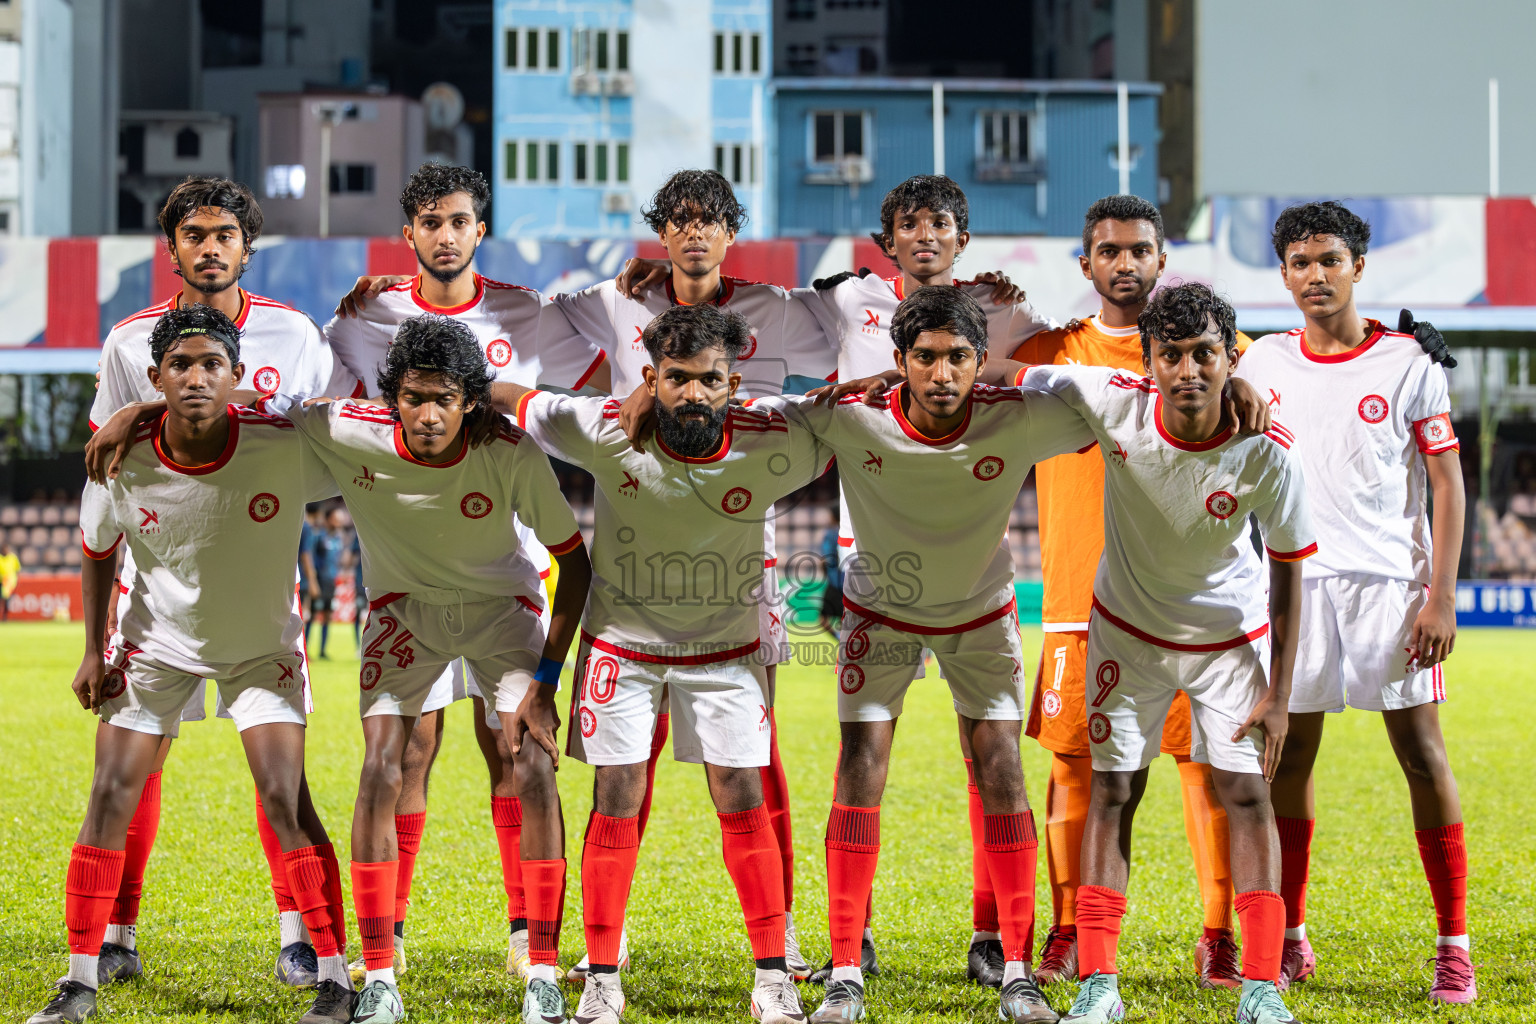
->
[1012,314,1252,630]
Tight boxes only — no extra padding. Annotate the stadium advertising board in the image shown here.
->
[1456,581,1536,627]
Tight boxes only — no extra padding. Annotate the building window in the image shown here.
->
[329,163,376,194]
[264,165,307,199]
[807,110,873,183]
[573,29,630,73]
[714,143,759,187]
[174,126,201,159]
[786,0,817,19]
[504,27,562,72]
[573,141,631,186]
[974,110,1042,182]
[504,140,560,184]
[713,31,763,75]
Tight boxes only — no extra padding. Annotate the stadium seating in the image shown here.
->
[0,502,82,571]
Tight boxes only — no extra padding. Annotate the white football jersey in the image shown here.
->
[91,290,358,430]
[1024,364,1317,651]
[79,405,339,674]
[267,395,582,605]
[324,273,608,396]
[784,383,1094,631]
[800,272,1056,386]
[516,391,833,660]
[1235,321,1457,583]
[552,276,838,399]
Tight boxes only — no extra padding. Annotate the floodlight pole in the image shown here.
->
[318,112,334,238]
[932,80,945,177]
[1117,81,1130,196]
[1489,78,1500,198]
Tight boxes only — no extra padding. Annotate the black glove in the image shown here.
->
[1399,309,1457,368]
[812,267,873,291]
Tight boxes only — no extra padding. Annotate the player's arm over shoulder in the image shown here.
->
[513,389,618,467]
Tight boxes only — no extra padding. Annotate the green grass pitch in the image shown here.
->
[1,621,1532,1022]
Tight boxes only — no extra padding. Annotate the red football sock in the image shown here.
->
[1275,816,1314,930]
[1235,889,1285,981]
[394,812,425,925]
[110,770,162,926]
[635,713,670,843]
[719,804,787,960]
[982,811,1039,961]
[318,847,348,957]
[350,860,397,970]
[759,710,796,911]
[825,803,880,967]
[1415,822,1468,936]
[522,858,566,966]
[1075,884,1127,978]
[965,759,999,933]
[66,844,126,955]
[283,844,345,958]
[1045,754,1092,928]
[582,813,639,966]
[491,797,525,923]
[255,788,300,915]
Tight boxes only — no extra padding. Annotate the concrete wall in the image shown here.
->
[1198,0,1536,196]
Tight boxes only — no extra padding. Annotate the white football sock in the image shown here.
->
[317,955,351,988]
[363,966,397,987]
[528,963,556,984]
[1284,924,1306,941]
[279,910,310,947]
[830,965,862,985]
[971,930,1000,945]
[1436,934,1470,949]
[68,954,98,989]
[1002,960,1026,985]
[104,923,136,950]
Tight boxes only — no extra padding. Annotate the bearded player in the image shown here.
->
[500,303,836,1024]
[1236,202,1472,1003]
[33,305,352,1024]
[1012,195,1242,988]
[83,177,360,991]
[324,163,609,982]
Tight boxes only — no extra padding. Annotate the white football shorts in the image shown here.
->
[1291,573,1446,713]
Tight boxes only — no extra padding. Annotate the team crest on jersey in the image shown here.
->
[1205,490,1238,520]
[101,666,127,701]
[1416,413,1454,448]
[461,492,494,519]
[360,661,381,691]
[839,664,865,694]
[486,339,513,367]
[721,487,753,514]
[973,456,1005,481]
[353,466,376,490]
[862,450,883,474]
[579,706,597,738]
[1042,689,1062,718]
[248,493,280,523]
[1358,394,1389,423]
[253,366,281,394]
[1088,712,1111,744]
[137,508,161,534]
[742,335,757,358]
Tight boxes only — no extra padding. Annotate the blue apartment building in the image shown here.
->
[492,3,1159,240]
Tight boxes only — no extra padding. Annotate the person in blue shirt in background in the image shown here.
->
[819,505,843,637]
[307,506,346,659]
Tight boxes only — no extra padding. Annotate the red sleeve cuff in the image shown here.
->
[571,350,606,391]
[1266,542,1318,562]
[81,529,123,560]
[545,529,584,557]
[515,389,538,429]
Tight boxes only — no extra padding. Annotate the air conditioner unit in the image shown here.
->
[571,73,600,96]
[605,72,635,96]
[602,191,632,214]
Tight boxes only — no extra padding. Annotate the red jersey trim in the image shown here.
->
[1154,395,1235,452]
[1299,319,1387,363]
[411,274,485,315]
[349,379,369,399]
[656,421,732,464]
[151,407,241,475]
[516,595,541,615]
[843,595,1017,636]
[572,350,607,390]
[889,382,973,446]
[545,529,584,557]
[1091,596,1269,652]
[369,591,406,611]
[81,529,122,560]
[392,424,470,468]
[837,536,854,547]
[1266,542,1318,563]
[764,557,778,568]
[582,629,761,666]
[514,389,539,429]
[111,296,177,333]
[665,276,738,307]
